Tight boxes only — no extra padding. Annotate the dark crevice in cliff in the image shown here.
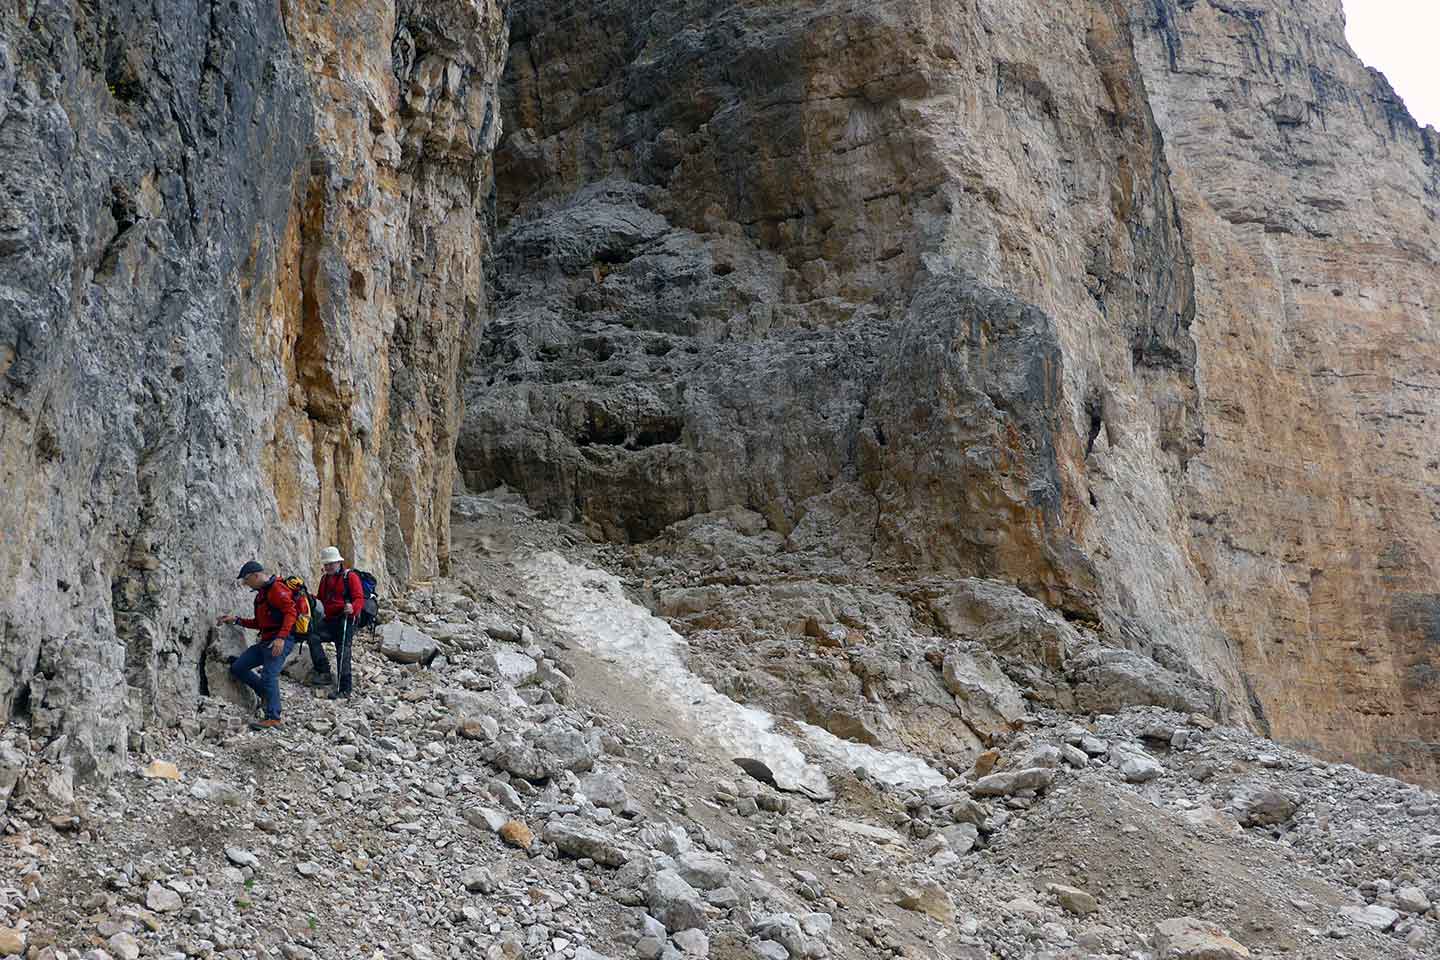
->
[1085,395,1104,458]
[1148,0,1184,71]
[9,681,29,721]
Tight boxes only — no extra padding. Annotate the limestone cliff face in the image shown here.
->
[3,0,1435,792]
[463,0,1251,715]
[1124,0,1440,780]
[461,0,1439,781]
[0,0,506,790]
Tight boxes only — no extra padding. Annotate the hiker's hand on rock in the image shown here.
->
[216,615,235,626]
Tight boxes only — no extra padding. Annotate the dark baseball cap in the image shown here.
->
[236,560,265,579]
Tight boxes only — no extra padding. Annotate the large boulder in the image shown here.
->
[379,624,439,665]
[483,649,538,685]
[1228,784,1298,827]
[203,627,260,709]
[1069,648,1219,717]
[941,645,1028,735]
[1153,917,1250,959]
[542,816,630,867]
[970,767,1057,797]
[928,578,1082,669]
[646,869,707,933]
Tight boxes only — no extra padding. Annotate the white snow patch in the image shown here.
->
[519,552,945,795]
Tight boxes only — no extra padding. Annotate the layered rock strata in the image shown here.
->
[461,0,1252,728]
[0,0,507,789]
[462,0,1440,780]
[1126,0,1440,780]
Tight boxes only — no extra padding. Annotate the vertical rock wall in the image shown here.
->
[1124,0,1440,780]
[462,0,1440,781]
[0,0,507,792]
[462,0,1252,717]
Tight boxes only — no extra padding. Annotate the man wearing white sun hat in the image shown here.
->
[314,545,364,699]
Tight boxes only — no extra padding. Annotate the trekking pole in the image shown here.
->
[334,615,352,698]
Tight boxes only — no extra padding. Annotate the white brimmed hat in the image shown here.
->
[319,546,344,564]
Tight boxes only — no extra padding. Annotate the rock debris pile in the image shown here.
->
[0,498,1432,959]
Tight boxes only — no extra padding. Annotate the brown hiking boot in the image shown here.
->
[249,718,282,731]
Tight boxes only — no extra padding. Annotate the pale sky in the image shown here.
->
[1344,1,1439,129]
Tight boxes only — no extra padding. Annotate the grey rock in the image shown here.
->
[676,851,730,891]
[190,778,246,805]
[461,866,495,894]
[543,815,630,867]
[927,579,1081,670]
[646,869,707,932]
[1022,744,1063,768]
[1229,785,1298,827]
[380,624,440,665]
[1341,904,1399,931]
[529,726,600,774]
[800,913,831,938]
[224,847,259,869]
[1070,649,1219,718]
[939,822,979,854]
[971,767,1056,797]
[672,928,709,957]
[483,649,538,685]
[637,914,668,942]
[942,646,1028,734]
[1117,751,1164,784]
[107,932,141,960]
[1048,884,1098,916]
[145,881,182,913]
[580,768,629,813]
[463,806,510,833]
[751,914,813,959]
[1394,886,1431,915]
[1152,917,1250,959]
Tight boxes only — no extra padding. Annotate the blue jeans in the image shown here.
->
[230,636,295,720]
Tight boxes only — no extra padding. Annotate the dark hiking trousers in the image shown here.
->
[306,629,332,676]
[315,616,354,693]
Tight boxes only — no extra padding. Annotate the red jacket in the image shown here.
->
[318,569,363,620]
[238,578,297,641]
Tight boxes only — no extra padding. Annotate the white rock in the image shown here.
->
[1395,886,1431,914]
[379,623,439,665]
[107,932,140,960]
[1153,917,1250,959]
[484,649,538,685]
[464,806,510,833]
[1118,752,1163,783]
[672,928,709,957]
[224,847,260,869]
[971,767,1056,797]
[145,881,182,913]
[1341,904,1399,931]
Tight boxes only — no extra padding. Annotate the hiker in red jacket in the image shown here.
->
[315,546,363,700]
[217,560,297,730]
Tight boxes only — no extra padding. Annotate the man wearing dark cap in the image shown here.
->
[217,561,297,730]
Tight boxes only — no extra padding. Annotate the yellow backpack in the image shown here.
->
[270,575,313,635]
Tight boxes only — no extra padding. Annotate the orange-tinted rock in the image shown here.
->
[499,820,534,850]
